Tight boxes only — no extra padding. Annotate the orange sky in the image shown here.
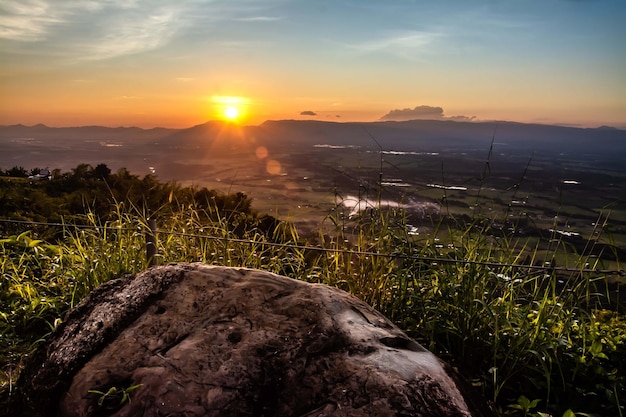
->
[1,1,625,128]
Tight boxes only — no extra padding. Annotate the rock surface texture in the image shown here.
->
[19,263,492,417]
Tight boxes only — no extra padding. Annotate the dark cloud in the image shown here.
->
[380,105,443,121]
[300,110,317,116]
[379,105,475,122]
[445,115,476,122]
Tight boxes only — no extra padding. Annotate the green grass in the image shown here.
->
[1,199,624,417]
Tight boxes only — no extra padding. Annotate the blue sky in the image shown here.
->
[1,0,625,127]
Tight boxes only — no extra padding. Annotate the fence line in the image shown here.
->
[1,217,624,276]
[0,218,138,232]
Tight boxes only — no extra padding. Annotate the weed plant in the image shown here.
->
[1,189,624,416]
[314,194,625,416]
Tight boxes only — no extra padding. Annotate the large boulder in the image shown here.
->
[18,263,493,417]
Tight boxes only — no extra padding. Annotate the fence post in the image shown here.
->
[146,218,158,267]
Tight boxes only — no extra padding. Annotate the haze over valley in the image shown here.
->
[2,119,625,257]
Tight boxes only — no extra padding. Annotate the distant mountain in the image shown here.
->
[161,121,240,145]
[255,119,626,156]
[0,124,174,141]
[2,119,624,176]
[2,119,623,145]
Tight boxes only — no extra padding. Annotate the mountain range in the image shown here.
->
[2,119,625,186]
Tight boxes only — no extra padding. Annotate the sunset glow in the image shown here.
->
[211,96,247,124]
[0,1,624,128]
[224,106,239,121]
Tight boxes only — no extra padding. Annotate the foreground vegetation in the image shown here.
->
[1,165,624,416]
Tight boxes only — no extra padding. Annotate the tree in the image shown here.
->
[71,164,94,179]
[93,164,111,180]
[5,166,28,177]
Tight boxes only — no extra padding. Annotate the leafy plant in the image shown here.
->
[88,383,142,408]
[507,395,542,416]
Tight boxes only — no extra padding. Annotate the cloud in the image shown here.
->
[0,1,186,60]
[80,7,181,60]
[380,106,476,122]
[380,106,444,121]
[0,0,65,41]
[343,30,442,61]
[446,115,477,122]
[358,31,437,52]
[235,16,282,22]
[300,110,317,116]
[0,1,287,60]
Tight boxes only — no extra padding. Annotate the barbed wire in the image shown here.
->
[1,217,624,276]
[0,218,138,232]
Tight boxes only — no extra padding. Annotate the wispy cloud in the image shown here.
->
[1,0,287,60]
[234,16,282,22]
[81,7,180,60]
[0,0,186,60]
[342,30,442,61]
[0,0,65,41]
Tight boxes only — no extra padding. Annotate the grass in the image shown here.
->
[1,193,625,416]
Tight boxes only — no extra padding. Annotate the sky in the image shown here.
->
[1,0,625,128]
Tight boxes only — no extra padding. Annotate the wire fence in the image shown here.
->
[1,217,624,276]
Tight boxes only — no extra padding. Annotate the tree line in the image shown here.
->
[0,163,279,238]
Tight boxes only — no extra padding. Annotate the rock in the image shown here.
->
[18,263,493,417]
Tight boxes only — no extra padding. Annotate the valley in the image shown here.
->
[2,119,626,266]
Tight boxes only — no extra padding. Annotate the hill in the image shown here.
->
[2,119,625,233]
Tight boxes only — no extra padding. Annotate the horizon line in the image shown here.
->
[2,118,625,131]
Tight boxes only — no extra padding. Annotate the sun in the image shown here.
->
[224,105,239,121]
[212,95,248,123]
